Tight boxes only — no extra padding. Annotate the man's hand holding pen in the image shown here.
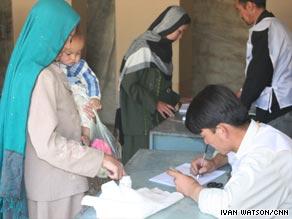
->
[191,152,228,178]
[190,157,217,177]
[191,144,211,179]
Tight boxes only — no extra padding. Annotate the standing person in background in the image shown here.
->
[58,26,102,146]
[0,0,125,218]
[235,0,292,138]
[117,5,192,164]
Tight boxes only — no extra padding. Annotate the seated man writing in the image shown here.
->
[168,84,292,218]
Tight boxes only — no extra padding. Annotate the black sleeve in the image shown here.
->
[240,28,274,110]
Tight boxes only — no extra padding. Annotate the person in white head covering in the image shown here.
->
[116,5,191,164]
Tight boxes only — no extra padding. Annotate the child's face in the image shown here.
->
[59,37,84,66]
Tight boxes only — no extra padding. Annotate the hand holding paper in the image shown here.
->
[167,168,203,202]
[149,163,225,187]
[163,163,225,202]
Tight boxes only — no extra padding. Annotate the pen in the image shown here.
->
[197,144,209,179]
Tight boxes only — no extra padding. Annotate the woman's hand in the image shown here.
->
[102,154,126,180]
[157,101,175,118]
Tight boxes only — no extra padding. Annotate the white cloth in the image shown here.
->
[81,176,183,219]
[70,84,92,128]
[198,120,292,218]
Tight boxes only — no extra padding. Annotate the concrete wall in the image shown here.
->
[192,0,247,94]
[86,0,116,124]
[0,0,13,92]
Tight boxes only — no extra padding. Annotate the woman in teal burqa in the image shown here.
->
[118,5,191,164]
[0,0,124,218]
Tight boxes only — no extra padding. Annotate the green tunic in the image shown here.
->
[120,67,179,163]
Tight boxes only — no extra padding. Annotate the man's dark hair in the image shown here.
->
[185,84,251,134]
[239,0,266,9]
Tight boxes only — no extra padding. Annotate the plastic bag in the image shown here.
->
[89,111,122,178]
[90,111,122,160]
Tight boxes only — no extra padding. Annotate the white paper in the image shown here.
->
[149,163,226,186]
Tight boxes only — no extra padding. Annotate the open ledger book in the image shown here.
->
[149,163,226,186]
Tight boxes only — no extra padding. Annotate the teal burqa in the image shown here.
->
[0,0,80,218]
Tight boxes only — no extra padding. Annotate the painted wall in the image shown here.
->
[11,0,81,43]
[11,0,36,43]
[267,0,292,30]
